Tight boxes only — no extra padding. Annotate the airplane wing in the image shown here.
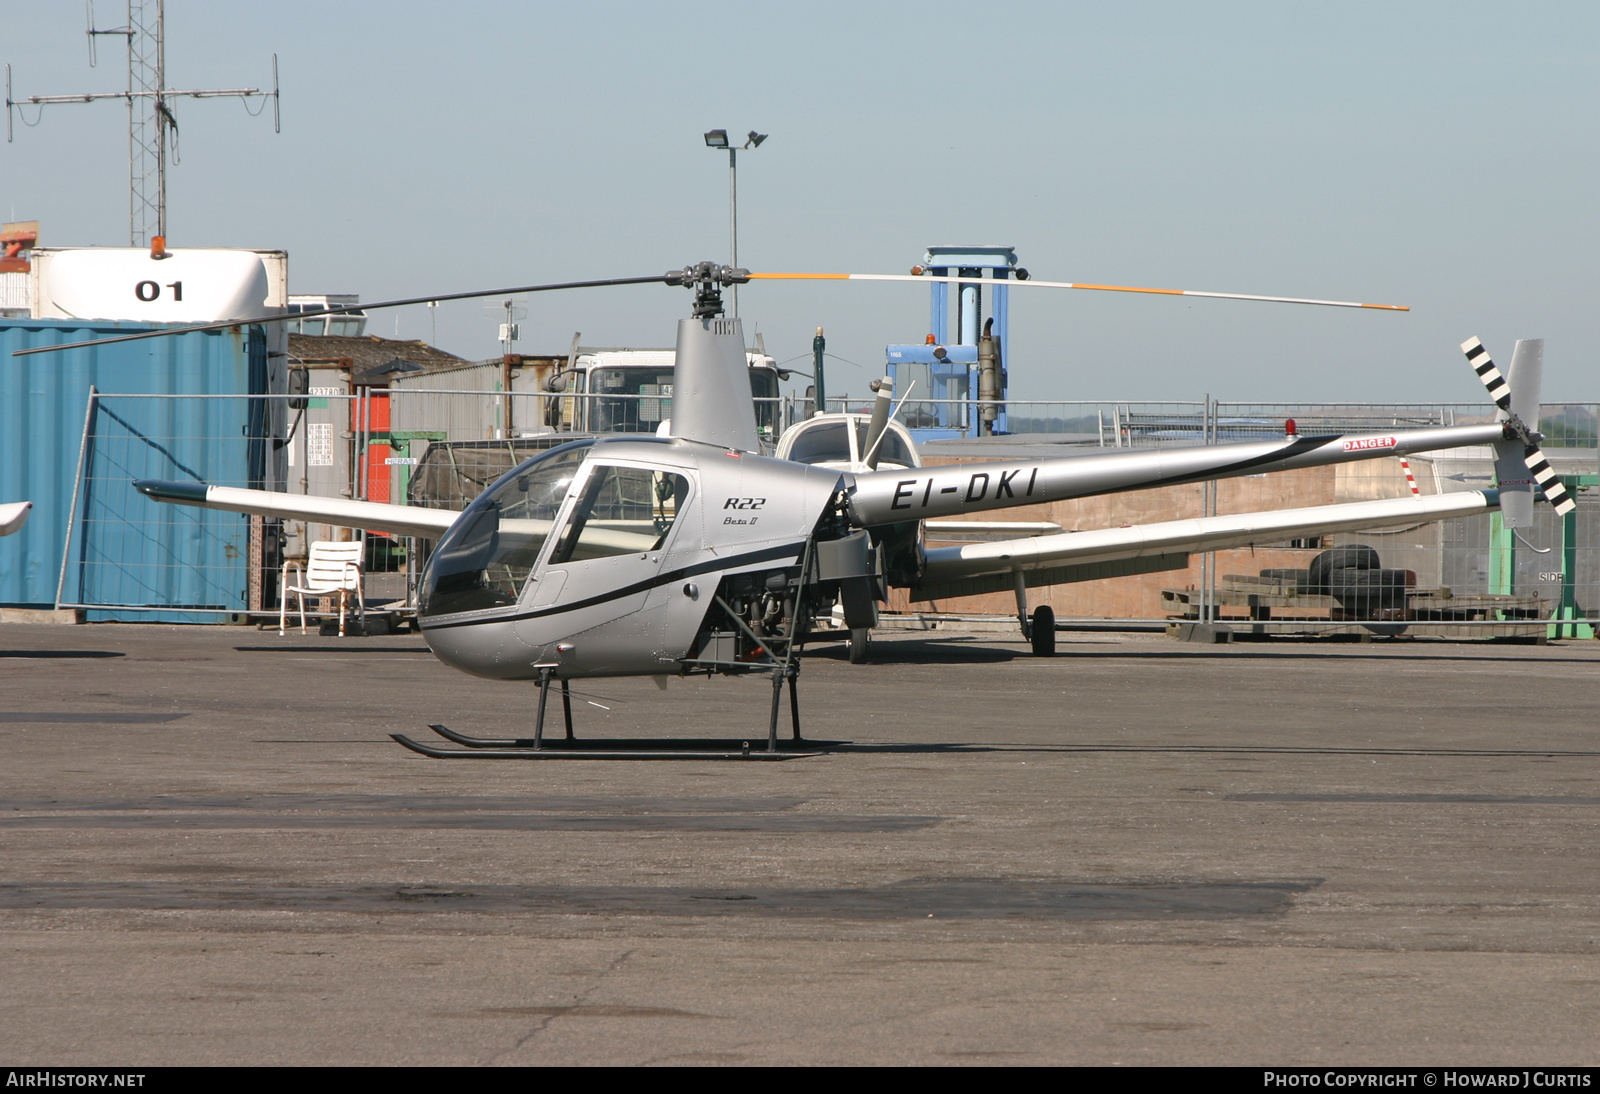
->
[910,490,1496,601]
[133,480,459,539]
[924,520,1063,535]
[0,501,31,537]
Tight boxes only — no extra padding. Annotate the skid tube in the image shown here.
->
[390,663,839,760]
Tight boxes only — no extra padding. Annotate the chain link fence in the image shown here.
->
[54,387,1600,638]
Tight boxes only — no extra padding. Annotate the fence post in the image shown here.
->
[54,386,98,611]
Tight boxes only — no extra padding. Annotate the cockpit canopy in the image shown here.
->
[417,439,693,620]
[420,440,592,618]
[776,414,919,471]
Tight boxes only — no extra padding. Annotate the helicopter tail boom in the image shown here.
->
[845,423,1511,528]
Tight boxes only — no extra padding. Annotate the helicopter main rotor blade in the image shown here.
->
[10,273,672,357]
[745,272,1409,311]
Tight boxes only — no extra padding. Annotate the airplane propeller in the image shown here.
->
[1460,336,1575,518]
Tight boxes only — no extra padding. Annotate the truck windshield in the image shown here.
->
[588,368,673,433]
[584,364,780,437]
[750,367,780,439]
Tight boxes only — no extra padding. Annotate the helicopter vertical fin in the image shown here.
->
[670,316,761,452]
[1492,339,1539,528]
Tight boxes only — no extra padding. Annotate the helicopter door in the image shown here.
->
[515,462,691,655]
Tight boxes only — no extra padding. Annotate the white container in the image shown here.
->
[30,247,284,323]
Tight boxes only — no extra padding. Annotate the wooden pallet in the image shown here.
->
[1162,581,1548,640]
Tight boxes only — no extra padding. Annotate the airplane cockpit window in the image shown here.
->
[854,422,914,468]
[785,421,852,465]
[548,465,690,565]
[419,441,592,618]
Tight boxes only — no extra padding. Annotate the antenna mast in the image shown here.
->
[6,0,281,246]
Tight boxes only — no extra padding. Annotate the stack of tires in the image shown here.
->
[1306,544,1412,619]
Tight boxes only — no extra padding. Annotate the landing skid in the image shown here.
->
[392,663,839,760]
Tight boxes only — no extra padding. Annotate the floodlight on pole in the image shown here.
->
[703,128,767,318]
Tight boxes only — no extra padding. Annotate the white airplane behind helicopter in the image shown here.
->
[0,501,29,537]
[20,262,1569,758]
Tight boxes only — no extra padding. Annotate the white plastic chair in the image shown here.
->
[280,541,365,636]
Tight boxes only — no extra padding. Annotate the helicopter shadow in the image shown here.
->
[1040,648,1600,667]
[829,741,1600,758]
[0,650,125,659]
[804,638,1017,665]
[233,646,433,654]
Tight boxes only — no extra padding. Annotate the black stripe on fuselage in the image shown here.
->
[419,541,807,632]
[1128,433,1336,491]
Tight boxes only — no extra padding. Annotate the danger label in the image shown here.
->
[1343,436,1397,452]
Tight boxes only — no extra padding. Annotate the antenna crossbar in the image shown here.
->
[4,0,280,246]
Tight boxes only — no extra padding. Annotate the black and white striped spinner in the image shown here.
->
[1461,336,1513,412]
[1524,447,1577,516]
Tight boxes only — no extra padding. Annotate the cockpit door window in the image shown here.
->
[547,464,691,566]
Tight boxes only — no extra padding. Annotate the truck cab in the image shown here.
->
[544,349,784,448]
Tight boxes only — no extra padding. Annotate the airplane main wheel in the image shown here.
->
[1030,605,1056,657]
[847,627,872,664]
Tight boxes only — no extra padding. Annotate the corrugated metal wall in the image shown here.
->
[387,359,563,439]
[0,319,265,613]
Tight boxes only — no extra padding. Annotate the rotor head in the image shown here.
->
[664,261,750,318]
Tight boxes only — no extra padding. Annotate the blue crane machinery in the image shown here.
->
[885,245,1020,440]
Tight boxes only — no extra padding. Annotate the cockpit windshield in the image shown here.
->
[786,421,851,465]
[419,441,592,618]
[854,421,914,468]
[785,419,916,467]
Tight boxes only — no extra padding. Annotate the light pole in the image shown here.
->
[703,128,766,318]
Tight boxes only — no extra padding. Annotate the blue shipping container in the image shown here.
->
[0,319,267,619]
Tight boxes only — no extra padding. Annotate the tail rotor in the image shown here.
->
[1460,336,1576,523]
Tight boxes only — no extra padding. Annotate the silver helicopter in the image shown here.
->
[86,263,1563,758]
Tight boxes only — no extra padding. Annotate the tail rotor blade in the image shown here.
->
[1525,447,1578,516]
[1462,336,1573,517]
[1461,336,1513,412]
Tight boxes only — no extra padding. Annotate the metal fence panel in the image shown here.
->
[61,393,266,621]
[42,388,1600,636]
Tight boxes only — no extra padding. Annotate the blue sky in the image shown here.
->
[4,1,1598,404]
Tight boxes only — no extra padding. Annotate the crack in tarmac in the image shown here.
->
[488,948,638,1064]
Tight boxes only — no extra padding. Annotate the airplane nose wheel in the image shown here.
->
[847,627,872,664]
[1030,605,1056,657]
